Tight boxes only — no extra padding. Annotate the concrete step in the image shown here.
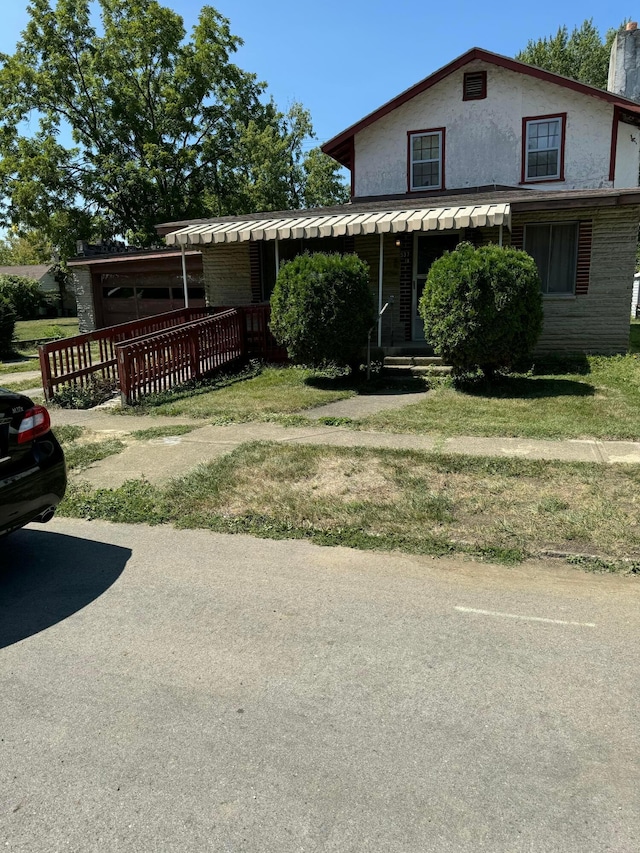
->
[384,363,452,378]
[384,356,443,367]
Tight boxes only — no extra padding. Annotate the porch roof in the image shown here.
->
[164,202,511,247]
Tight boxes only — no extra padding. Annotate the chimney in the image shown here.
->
[608,22,640,100]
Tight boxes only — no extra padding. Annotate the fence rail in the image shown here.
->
[38,307,209,401]
[116,309,245,404]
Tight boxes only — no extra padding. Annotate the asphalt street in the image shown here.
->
[1,518,639,852]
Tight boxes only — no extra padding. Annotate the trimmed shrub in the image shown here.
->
[0,274,48,320]
[419,242,544,378]
[0,297,16,357]
[270,252,374,371]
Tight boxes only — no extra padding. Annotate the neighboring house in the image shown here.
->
[156,32,640,355]
[68,243,204,332]
[0,263,75,316]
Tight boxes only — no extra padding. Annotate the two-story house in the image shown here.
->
[79,31,640,353]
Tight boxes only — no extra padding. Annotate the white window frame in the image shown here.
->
[524,116,563,182]
[409,130,443,191]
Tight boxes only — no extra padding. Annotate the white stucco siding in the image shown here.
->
[614,121,640,187]
[353,62,623,196]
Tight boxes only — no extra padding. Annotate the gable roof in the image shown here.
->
[322,47,640,168]
[0,264,52,280]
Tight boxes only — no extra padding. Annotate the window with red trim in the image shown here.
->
[524,115,564,181]
[408,130,443,191]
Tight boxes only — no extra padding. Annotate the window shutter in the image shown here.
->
[463,71,487,100]
[249,240,262,302]
[575,220,592,296]
[510,225,524,250]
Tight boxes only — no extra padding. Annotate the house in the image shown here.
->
[0,263,75,316]
[83,28,640,353]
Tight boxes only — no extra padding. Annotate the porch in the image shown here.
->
[162,201,511,348]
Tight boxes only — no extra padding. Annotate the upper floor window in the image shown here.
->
[408,129,444,191]
[522,114,566,182]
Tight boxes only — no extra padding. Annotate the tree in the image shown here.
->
[419,243,543,378]
[0,0,348,259]
[0,274,49,319]
[0,297,16,356]
[0,229,54,265]
[270,253,374,372]
[516,19,622,89]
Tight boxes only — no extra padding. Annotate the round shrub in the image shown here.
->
[0,274,47,320]
[0,296,16,357]
[419,242,543,377]
[270,252,374,371]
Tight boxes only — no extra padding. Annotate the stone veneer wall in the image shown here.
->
[201,243,252,306]
[510,206,639,354]
[69,266,95,332]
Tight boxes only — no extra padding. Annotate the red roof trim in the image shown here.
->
[609,106,621,183]
[322,47,640,166]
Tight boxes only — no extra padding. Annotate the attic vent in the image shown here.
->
[463,71,487,101]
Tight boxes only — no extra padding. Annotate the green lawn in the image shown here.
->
[356,353,640,440]
[122,365,356,422]
[13,317,79,343]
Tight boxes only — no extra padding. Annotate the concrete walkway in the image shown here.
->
[49,404,640,490]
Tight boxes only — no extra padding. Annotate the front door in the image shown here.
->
[412,233,459,340]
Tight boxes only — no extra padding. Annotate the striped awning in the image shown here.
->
[164,203,511,246]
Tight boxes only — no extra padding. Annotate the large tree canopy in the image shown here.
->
[0,0,347,258]
[516,18,622,89]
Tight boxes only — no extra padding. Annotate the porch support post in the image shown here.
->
[275,238,280,277]
[181,244,189,307]
[378,233,384,348]
[498,224,503,247]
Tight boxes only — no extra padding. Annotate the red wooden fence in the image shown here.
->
[39,307,209,401]
[116,309,246,404]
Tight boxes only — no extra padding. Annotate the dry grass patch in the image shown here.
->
[157,444,640,564]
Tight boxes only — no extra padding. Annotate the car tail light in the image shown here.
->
[17,406,51,444]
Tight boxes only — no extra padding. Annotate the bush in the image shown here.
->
[0,297,16,357]
[0,274,48,320]
[270,252,374,372]
[52,377,118,409]
[419,242,544,378]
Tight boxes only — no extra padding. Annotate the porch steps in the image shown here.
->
[383,355,452,378]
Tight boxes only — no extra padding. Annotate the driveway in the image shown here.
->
[1,519,639,852]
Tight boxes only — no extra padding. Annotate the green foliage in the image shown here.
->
[0,1,348,257]
[516,18,622,88]
[419,243,543,378]
[0,296,16,356]
[270,253,374,371]
[0,274,47,319]
[52,376,118,408]
[0,229,53,264]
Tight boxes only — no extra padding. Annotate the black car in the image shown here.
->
[0,388,67,537]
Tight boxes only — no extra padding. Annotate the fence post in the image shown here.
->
[116,345,130,406]
[189,325,202,379]
[38,345,54,403]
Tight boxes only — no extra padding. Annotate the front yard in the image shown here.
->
[119,350,640,441]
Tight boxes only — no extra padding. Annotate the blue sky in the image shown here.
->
[1,1,635,147]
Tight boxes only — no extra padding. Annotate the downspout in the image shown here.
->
[181,244,189,307]
[498,224,503,247]
[378,233,384,347]
[275,238,280,279]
